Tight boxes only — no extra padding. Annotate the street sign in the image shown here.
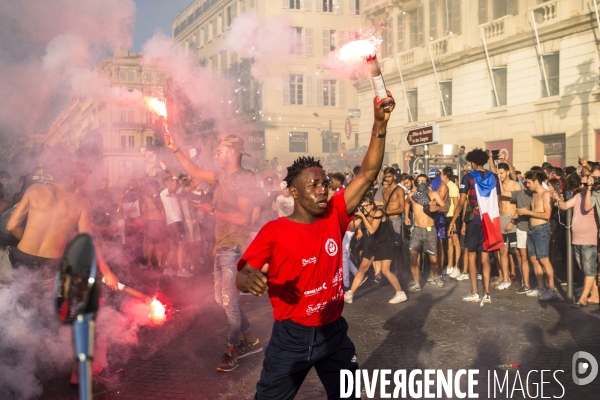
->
[348,109,361,118]
[405,124,440,147]
[345,118,352,140]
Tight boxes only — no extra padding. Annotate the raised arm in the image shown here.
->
[356,209,382,235]
[6,190,29,240]
[163,133,216,184]
[344,93,395,213]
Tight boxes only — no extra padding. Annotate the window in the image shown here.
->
[226,6,232,26]
[203,25,208,43]
[119,70,127,81]
[397,13,405,52]
[541,54,559,97]
[128,136,135,148]
[290,27,303,55]
[146,111,153,124]
[120,136,126,148]
[479,0,518,24]
[406,90,418,122]
[322,29,336,55]
[127,71,134,81]
[492,68,507,107]
[120,111,126,125]
[350,0,360,15]
[447,0,461,35]
[409,7,424,49]
[323,79,336,106]
[290,75,304,105]
[429,0,438,40]
[241,0,246,13]
[127,111,134,125]
[440,81,452,116]
[323,0,334,12]
[322,132,339,153]
[143,72,153,83]
[146,136,154,146]
[382,22,393,58]
[212,19,217,38]
[288,0,301,9]
[289,132,308,152]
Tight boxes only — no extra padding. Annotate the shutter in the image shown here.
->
[316,0,323,12]
[429,0,437,40]
[451,0,461,35]
[336,0,344,14]
[306,75,314,105]
[283,0,289,9]
[339,80,346,107]
[303,0,311,11]
[478,0,487,24]
[304,28,313,56]
[322,29,330,56]
[316,79,323,106]
[417,3,424,47]
[397,14,404,52]
[283,74,290,105]
[507,0,518,16]
[349,0,355,15]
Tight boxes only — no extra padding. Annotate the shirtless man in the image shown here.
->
[2,161,118,287]
[429,168,448,278]
[405,174,448,291]
[141,180,167,268]
[495,163,521,290]
[382,167,405,274]
[516,170,557,301]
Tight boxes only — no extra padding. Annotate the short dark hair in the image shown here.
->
[565,174,582,191]
[497,163,510,172]
[515,170,522,175]
[553,167,563,177]
[416,174,429,183]
[331,172,345,183]
[284,156,323,188]
[0,171,10,180]
[565,166,576,176]
[524,171,534,180]
[531,171,547,184]
[459,146,465,150]
[353,165,361,176]
[465,148,489,167]
[383,167,395,175]
[541,162,552,169]
[403,175,414,182]
[530,166,543,172]
[442,166,453,179]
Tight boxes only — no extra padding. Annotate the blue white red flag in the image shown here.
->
[470,170,504,251]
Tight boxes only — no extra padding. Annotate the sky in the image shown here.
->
[132,0,193,50]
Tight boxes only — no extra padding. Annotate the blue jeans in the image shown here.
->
[527,223,551,259]
[342,231,358,288]
[214,247,252,347]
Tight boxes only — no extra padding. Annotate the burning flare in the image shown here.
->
[144,97,167,118]
[149,297,166,324]
[337,36,380,63]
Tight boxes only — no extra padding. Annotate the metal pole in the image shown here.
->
[427,42,447,117]
[394,55,414,122]
[566,208,573,302]
[424,144,430,173]
[479,26,500,107]
[530,10,551,97]
[594,0,600,45]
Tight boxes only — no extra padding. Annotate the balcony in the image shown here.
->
[479,15,517,43]
[428,35,455,57]
[396,49,415,67]
[531,0,579,28]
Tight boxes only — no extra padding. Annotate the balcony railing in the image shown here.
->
[397,49,415,67]
[428,35,452,57]
[533,0,559,25]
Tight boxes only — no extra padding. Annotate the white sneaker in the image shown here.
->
[526,288,544,298]
[463,293,481,302]
[456,272,469,281]
[496,281,512,290]
[427,274,434,283]
[344,290,354,304]
[444,267,455,276]
[449,268,461,279]
[540,289,558,301]
[477,274,482,281]
[177,269,194,278]
[480,294,492,307]
[389,291,408,304]
[163,268,176,276]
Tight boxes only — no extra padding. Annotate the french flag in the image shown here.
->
[471,170,504,251]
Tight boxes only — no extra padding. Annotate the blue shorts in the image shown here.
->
[573,245,598,277]
[527,223,550,259]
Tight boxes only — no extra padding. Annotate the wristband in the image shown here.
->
[372,130,386,138]
[173,147,180,154]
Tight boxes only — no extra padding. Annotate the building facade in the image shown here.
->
[357,0,600,173]
[172,0,368,166]
[45,50,167,186]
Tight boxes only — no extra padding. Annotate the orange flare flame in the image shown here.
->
[337,36,380,63]
[149,297,166,324]
[144,97,167,118]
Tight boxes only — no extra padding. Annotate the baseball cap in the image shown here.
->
[428,168,438,178]
[219,135,250,156]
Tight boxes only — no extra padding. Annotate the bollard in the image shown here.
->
[566,208,573,302]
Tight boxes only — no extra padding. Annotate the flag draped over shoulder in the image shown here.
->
[471,170,504,251]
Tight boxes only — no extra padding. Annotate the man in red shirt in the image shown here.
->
[235,93,395,399]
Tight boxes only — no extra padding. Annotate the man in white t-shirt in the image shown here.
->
[273,181,294,217]
[160,175,193,277]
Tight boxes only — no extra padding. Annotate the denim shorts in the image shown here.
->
[573,245,598,277]
[527,223,550,259]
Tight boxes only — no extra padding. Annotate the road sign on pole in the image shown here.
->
[405,124,440,147]
[345,118,352,140]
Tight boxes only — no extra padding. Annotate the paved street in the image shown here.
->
[38,259,600,400]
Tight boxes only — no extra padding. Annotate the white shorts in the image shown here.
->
[516,228,527,249]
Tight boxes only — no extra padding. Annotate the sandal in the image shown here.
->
[571,301,588,309]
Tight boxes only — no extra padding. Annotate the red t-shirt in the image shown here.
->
[237,189,351,327]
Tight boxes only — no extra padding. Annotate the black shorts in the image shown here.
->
[446,216,462,236]
[465,222,485,252]
[167,221,185,243]
[503,232,517,248]
[362,239,395,261]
